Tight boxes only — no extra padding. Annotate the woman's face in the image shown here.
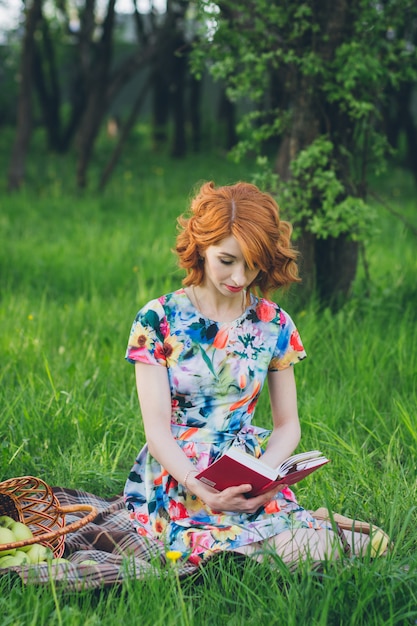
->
[201,235,259,298]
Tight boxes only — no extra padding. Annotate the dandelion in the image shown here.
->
[166,550,189,626]
[166,550,182,563]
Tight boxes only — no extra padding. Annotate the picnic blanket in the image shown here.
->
[0,487,200,591]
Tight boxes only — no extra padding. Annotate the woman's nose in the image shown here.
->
[231,264,246,285]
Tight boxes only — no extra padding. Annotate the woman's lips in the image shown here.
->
[225,285,243,293]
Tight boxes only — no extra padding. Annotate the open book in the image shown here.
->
[195,447,329,497]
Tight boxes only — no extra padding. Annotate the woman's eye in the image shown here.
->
[220,259,233,265]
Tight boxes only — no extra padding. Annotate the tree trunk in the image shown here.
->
[152,69,170,149]
[60,0,95,152]
[98,77,151,191]
[315,236,359,306]
[275,74,319,299]
[394,83,417,181]
[7,0,43,191]
[275,0,359,306]
[189,75,202,152]
[32,18,63,152]
[170,36,187,158]
[218,89,237,150]
[76,0,116,189]
[295,231,316,304]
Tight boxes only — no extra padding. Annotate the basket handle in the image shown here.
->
[0,504,98,552]
[57,504,98,515]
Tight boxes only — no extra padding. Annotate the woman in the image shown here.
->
[124,181,388,566]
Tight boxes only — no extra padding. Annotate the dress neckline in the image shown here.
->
[179,288,253,324]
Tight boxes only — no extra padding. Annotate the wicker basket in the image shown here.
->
[0,476,98,558]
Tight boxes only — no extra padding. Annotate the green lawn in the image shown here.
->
[0,141,416,625]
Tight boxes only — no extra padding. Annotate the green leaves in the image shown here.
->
[254,138,377,241]
[192,0,417,248]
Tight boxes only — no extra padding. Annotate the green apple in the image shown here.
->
[0,555,20,568]
[10,521,33,543]
[79,559,98,565]
[0,526,17,556]
[14,550,30,564]
[25,542,51,564]
[48,558,72,572]
[0,550,28,567]
[0,515,16,529]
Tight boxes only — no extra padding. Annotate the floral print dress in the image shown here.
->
[124,288,325,564]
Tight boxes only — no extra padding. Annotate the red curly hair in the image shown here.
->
[175,181,300,297]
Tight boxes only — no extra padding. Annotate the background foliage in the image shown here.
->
[2,0,416,304]
[193,0,417,302]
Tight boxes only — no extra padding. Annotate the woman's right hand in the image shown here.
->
[188,475,284,515]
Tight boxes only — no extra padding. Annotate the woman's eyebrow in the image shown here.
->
[218,251,237,258]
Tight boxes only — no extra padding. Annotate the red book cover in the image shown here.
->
[196,447,329,497]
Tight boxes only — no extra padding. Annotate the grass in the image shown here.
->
[0,134,417,624]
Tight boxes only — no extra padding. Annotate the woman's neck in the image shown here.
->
[189,285,246,322]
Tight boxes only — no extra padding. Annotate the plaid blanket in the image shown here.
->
[0,487,200,590]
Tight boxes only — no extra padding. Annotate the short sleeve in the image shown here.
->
[268,308,307,371]
[125,299,168,367]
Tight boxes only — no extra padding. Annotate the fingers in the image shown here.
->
[242,484,287,513]
[216,487,270,514]
[226,484,253,496]
[246,492,274,510]
[210,483,288,515]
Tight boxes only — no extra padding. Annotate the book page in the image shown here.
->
[225,446,278,480]
[278,450,326,475]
